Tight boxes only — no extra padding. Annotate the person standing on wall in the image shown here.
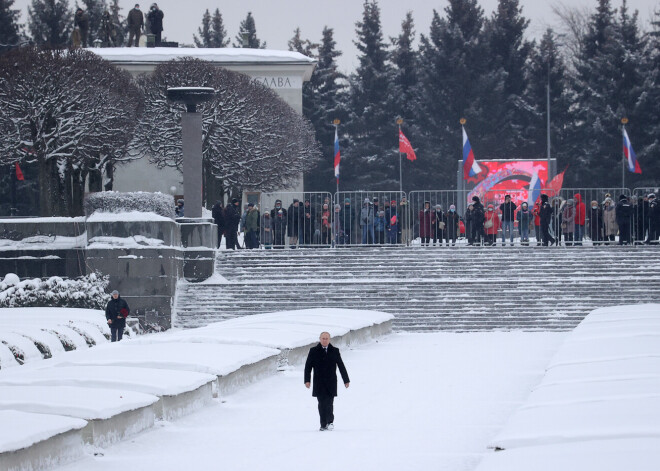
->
[127,4,144,47]
[147,3,164,46]
[304,332,350,431]
[105,290,129,342]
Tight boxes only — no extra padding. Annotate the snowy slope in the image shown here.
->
[477,304,660,470]
[0,410,86,454]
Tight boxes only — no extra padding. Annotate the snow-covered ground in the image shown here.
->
[56,331,565,471]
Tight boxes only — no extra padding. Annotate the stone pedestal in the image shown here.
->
[181,113,203,219]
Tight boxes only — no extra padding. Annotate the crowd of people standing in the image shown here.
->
[70,3,164,48]
[206,191,660,250]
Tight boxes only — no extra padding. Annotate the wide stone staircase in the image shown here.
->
[174,246,660,332]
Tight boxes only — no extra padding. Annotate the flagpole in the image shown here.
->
[397,117,403,194]
[621,117,628,189]
[334,119,340,196]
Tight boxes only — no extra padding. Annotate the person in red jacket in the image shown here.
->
[418,201,435,246]
[532,200,542,246]
[573,193,586,246]
[484,204,500,246]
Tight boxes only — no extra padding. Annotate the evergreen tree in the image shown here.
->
[480,0,533,158]
[568,0,651,186]
[108,0,124,46]
[344,0,394,190]
[194,8,229,47]
[522,29,572,165]
[28,0,72,48]
[303,26,347,192]
[194,9,212,47]
[418,0,489,188]
[210,9,229,47]
[0,0,21,52]
[288,27,317,57]
[233,12,265,49]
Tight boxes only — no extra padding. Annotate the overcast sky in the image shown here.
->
[12,0,659,73]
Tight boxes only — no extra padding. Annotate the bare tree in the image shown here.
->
[551,1,591,63]
[0,47,142,216]
[134,58,321,203]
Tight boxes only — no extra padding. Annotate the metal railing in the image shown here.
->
[226,186,660,249]
[255,192,333,249]
[333,191,407,246]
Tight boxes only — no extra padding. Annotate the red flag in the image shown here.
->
[399,130,417,161]
[15,163,24,181]
[545,167,566,197]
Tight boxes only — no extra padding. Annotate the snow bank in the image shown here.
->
[50,341,279,377]
[0,365,216,397]
[146,308,394,349]
[0,410,86,454]
[0,385,158,420]
[477,304,660,471]
[86,211,172,222]
[88,47,315,64]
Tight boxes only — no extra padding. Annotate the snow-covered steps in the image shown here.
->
[174,246,660,331]
[476,304,660,470]
[0,309,391,470]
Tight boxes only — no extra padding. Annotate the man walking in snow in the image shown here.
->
[105,290,130,342]
[304,332,350,431]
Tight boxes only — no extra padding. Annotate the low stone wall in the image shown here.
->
[0,216,217,330]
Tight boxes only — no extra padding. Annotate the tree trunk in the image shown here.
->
[38,157,57,216]
[71,167,86,216]
[104,162,114,191]
[56,160,73,216]
[89,167,102,192]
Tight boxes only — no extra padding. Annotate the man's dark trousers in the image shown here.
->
[111,326,123,342]
[317,395,334,428]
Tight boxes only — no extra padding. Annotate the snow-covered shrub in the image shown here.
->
[84,191,175,219]
[0,272,110,310]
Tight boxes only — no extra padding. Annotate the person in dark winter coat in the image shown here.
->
[224,198,241,250]
[633,196,647,244]
[244,203,260,249]
[616,194,633,245]
[175,199,184,217]
[304,332,350,431]
[550,198,563,245]
[211,200,225,249]
[516,202,532,245]
[589,200,603,245]
[74,8,90,47]
[445,205,460,246]
[301,199,316,246]
[146,3,164,45]
[339,199,354,245]
[105,290,129,342]
[262,211,273,249]
[539,194,555,246]
[271,200,287,248]
[287,199,303,248]
[432,204,446,246]
[464,203,475,245]
[127,4,144,47]
[470,196,485,245]
[499,194,517,246]
[100,9,118,47]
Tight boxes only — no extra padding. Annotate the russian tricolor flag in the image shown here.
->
[462,126,482,179]
[528,172,542,206]
[334,128,340,181]
[623,128,641,174]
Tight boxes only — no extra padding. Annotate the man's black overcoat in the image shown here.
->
[304,343,350,397]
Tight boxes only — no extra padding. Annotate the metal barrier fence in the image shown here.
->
[408,191,468,246]
[334,191,407,246]
[232,187,659,249]
[256,192,333,248]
